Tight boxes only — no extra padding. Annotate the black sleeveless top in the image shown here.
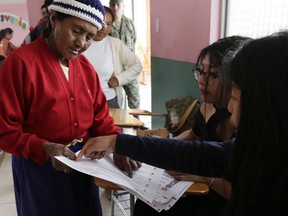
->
[193,106,234,141]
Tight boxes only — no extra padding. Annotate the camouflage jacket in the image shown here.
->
[110,15,136,53]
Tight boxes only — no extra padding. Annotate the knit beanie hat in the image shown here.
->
[48,0,105,30]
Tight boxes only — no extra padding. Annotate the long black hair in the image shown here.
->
[224,31,288,216]
[0,28,14,41]
[0,29,5,42]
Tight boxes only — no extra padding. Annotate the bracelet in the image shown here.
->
[208,177,215,187]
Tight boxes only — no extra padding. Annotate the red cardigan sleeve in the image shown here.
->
[0,51,49,164]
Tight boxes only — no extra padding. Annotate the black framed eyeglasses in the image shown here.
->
[193,67,221,85]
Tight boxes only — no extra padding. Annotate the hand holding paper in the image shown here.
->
[76,134,117,160]
[56,153,193,212]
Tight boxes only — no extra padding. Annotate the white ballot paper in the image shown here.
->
[55,153,193,212]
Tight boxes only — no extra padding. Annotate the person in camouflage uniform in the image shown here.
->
[109,0,140,109]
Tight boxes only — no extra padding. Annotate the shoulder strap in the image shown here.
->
[170,99,199,133]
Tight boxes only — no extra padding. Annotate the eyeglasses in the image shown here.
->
[193,67,221,85]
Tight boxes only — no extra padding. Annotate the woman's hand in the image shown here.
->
[113,154,142,178]
[43,142,76,173]
[168,170,231,200]
[108,76,119,88]
[76,135,117,161]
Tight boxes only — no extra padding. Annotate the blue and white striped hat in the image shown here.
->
[48,0,105,30]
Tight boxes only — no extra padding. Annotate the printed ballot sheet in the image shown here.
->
[55,153,193,212]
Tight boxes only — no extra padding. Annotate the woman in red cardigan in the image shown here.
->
[0,0,140,215]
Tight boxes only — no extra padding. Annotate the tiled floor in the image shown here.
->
[0,153,16,216]
[0,78,151,216]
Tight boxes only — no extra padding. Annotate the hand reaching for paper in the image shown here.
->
[76,135,117,161]
[113,154,142,178]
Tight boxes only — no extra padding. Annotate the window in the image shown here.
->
[224,0,288,38]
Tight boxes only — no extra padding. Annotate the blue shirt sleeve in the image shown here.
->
[115,134,234,178]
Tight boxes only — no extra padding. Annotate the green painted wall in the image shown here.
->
[151,56,201,128]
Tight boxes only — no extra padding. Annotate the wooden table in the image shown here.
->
[96,109,209,214]
[128,109,167,116]
[109,108,144,127]
[94,177,208,216]
[185,182,209,195]
[99,109,144,215]
[95,177,209,196]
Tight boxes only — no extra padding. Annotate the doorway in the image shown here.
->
[101,0,152,127]
[100,0,151,84]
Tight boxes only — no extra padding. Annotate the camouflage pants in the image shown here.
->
[123,79,140,109]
